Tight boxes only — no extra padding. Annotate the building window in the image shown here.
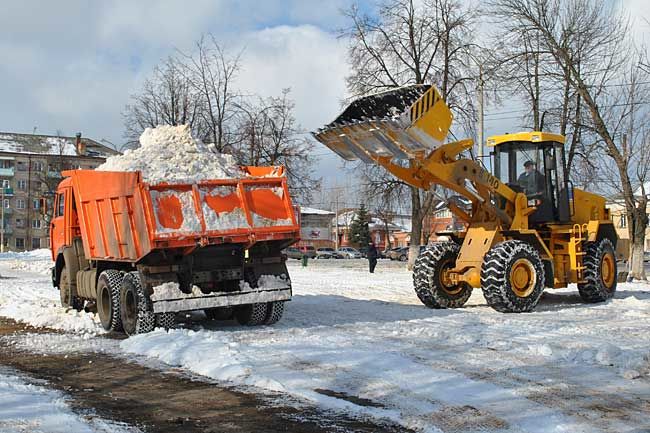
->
[619,214,627,228]
[17,199,25,209]
[0,160,12,169]
[16,162,27,172]
[32,199,40,210]
[15,218,23,228]
[15,238,24,249]
[32,219,42,229]
[31,238,40,249]
[32,161,44,171]
[3,199,8,208]
[17,180,27,190]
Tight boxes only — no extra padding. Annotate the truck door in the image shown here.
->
[50,190,66,254]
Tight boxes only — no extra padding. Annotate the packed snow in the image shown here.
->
[1,252,649,432]
[150,189,203,234]
[97,125,244,183]
[0,367,139,433]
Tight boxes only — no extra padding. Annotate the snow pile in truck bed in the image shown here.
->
[97,125,244,183]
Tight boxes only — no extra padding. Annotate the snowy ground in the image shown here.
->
[0,251,649,433]
[0,366,139,433]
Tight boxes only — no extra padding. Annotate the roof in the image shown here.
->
[336,210,406,231]
[486,131,565,147]
[300,206,335,216]
[0,132,119,158]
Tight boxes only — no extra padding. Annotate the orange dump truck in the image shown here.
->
[49,167,299,335]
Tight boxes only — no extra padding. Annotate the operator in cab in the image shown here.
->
[517,160,545,199]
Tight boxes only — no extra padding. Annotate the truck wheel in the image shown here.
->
[59,265,83,311]
[120,272,155,336]
[96,270,124,331]
[234,303,268,326]
[155,312,176,330]
[413,242,472,308]
[578,238,617,303]
[481,240,545,313]
[264,301,285,325]
[205,307,234,321]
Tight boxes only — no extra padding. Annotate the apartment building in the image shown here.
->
[0,132,118,251]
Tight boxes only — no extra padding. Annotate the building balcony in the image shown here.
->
[0,227,13,235]
[0,168,14,177]
[47,171,62,178]
[1,207,13,215]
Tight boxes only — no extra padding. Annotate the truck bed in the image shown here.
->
[62,167,299,262]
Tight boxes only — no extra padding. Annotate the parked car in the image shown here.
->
[644,251,650,263]
[283,246,303,260]
[390,247,409,261]
[337,246,362,259]
[316,247,343,259]
[299,245,317,259]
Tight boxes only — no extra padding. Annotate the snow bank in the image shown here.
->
[0,249,53,275]
[97,125,244,183]
[0,367,139,433]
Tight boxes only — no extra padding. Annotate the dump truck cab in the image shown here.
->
[490,132,571,225]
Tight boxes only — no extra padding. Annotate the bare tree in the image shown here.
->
[342,0,478,266]
[490,0,650,279]
[181,35,242,152]
[123,56,200,147]
[234,89,320,204]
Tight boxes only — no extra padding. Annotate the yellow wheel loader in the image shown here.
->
[314,84,619,313]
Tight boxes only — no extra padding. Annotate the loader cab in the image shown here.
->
[490,132,571,224]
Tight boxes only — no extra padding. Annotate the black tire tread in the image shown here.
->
[480,240,545,313]
[578,238,617,303]
[412,242,472,309]
[97,270,124,332]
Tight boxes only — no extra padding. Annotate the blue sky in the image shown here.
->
[0,0,647,196]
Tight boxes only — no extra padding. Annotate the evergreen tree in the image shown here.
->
[349,204,371,248]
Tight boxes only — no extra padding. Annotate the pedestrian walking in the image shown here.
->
[367,241,378,273]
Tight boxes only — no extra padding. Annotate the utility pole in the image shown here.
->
[334,193,339,250]
[477,64,485,162]
[1,183,4,253]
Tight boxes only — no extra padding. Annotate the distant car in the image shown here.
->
[299,245,317,259]
[283,246,303,260]
[337,246,362,259]
[316,247,342,259]
[390,247,409,261]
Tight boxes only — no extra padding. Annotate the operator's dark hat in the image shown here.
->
[523,160,535,167]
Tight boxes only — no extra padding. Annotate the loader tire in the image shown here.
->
[96,270,124,332]
[205,307,234,321]
[120,272,155,336]
[413,242,472,309]
[264,301,285,325]
[481,240,545,313]
[59,265,83,311]
[234,303,268,326]
[155,312,176,330]
[578,238,617,303]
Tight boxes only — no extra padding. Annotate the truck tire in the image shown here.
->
[155,312,176,330]
[59,265,83,311]
[413,242,472,309]
[205,307,234,321]
[481,240,545,313]
[578,238,617,303]
[120,272,155,336]
[96,270,124,331]
[264,301,285,325]
[234,303,268,326]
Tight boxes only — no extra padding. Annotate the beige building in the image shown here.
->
[608,200,650,251]
[0,132,118,252]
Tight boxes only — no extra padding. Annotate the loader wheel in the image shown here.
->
[481,240,545,313]
[264,301,285,325]
[413,242,472,309]
[120,272,155,336]
[96,270,124,331]
[155,312,176,330]
[234,303,268,326]
[205,307,234,321]
[578,238,617,303]
[59,265,83,311]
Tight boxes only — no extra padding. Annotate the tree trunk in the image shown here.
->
[408,185,422,270]
[629,204,648,280]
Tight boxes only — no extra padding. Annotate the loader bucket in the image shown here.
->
[313,84,452,162]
